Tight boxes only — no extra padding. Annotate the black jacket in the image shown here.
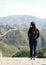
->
[28,27,39,39]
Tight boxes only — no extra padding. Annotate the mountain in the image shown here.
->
[0,41,19,57]
[0,24,14,35]
[0,15,46,29]
[0,28,28,47]
[0,24,46,49]
[0,15,46,57]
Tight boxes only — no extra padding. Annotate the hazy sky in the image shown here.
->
[0,0,46,18]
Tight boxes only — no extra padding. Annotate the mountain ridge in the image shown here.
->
[0,15,46,29]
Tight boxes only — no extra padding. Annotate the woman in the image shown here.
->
[28,21,39,59]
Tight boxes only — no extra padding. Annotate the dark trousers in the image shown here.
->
[29,39,37,57]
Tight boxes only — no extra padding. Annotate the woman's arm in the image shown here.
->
[37,29,40,38]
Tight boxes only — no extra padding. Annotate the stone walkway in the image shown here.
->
[0,57,46,65]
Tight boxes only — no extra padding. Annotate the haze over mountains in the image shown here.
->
[0,15,46,29]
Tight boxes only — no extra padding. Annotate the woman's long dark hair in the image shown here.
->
[31,21,37,35]
[31,21,36,29]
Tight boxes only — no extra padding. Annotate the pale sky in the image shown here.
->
[0,0,46,18]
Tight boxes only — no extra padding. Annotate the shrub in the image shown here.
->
[12,49,30,57]
[37,51,43,58]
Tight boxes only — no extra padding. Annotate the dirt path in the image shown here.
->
[0,57,46,65]
[0,29,18,37]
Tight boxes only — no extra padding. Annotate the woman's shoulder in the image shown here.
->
[36,28,39,32]
[29,27,32,30]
